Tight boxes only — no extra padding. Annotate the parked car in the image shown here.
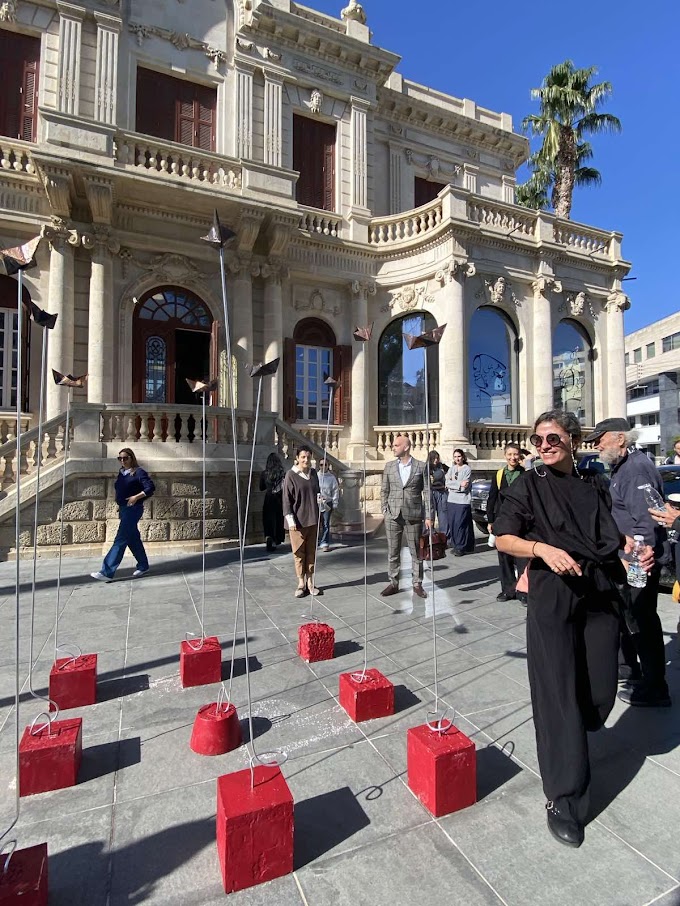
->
[471,452,608,534]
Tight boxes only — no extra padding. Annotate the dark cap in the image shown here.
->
[583,417,630,443]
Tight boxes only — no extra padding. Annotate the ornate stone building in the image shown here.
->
[0,0,631,551]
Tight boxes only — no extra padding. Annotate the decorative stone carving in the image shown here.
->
[341,0,367,24]
[41,217,82,250]
[350,279,376,299]
[295,288,339,316]
[293,59,343,85]
[605,289,630,313]
[559,290,598,321]
[260,260,289,283]
[531,275,562,297]
[236,37,253,51]
[383,283,433,314]
[435,258,476,285]
[205,47,227,69]
[81,225,120,255]
[116,249,212,284]
[404,148,461,181]
[309,88,323,115]
[354,78,368,90]
[128,21,225,64]
[390,124,403,135]
[237,0,254,30]
[478,275,521,308]
[129,23,150,46]
[0,0,18,21]
[265,47,281,61]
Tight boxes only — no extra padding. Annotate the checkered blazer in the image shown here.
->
[381,457,427,522]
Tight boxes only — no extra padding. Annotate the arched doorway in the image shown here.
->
[0,274,31,411]
[552,319,594,426]
[378,312,439,425]
[132,286,214,404]
[468,306,518,423]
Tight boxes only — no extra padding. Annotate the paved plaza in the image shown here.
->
[0,534,679,906]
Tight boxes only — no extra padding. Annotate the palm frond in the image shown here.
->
[574,166,602,187]
[575,112,622,137]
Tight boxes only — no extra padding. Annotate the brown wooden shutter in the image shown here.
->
[0,30,40,141]
[293,115,336,211]
[21,59,39,142]
[22,310,30,412]
[332,345,351,426]
[322,125,335,212]
[176,97,195,147]
[283,337,296,422]
[136,68,176,142]
[195,84,215,151]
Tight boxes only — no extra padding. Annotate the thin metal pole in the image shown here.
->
[200,389,207,641]
[357,345,369,679]
[423,346,439,715]
[309,383,335,620]
[54,387,71,662]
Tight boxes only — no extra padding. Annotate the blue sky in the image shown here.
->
[312,0,678,333]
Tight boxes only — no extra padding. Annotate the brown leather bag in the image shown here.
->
[419,532,447,561]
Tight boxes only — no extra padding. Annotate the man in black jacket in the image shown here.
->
[487,442,526,603]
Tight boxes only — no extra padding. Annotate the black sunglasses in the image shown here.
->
[118,455,131,461]
[530,433,566,448]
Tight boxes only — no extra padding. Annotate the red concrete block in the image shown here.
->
[339,669,395,722]
[298,622,334,663]
[180,636,222,688]
[216,765,294,893]
[0,843,48,905]
[407,722,476,817]
[19,718,83,797]
[190,702,242,756]
[49,654,97,711]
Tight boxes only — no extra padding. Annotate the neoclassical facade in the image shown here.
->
[0,0,632,548]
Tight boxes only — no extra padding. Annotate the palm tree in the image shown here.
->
[516,142,603,213]
[519,60,621,220]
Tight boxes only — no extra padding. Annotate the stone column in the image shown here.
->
[94,11,121,125]
[605,289,630,417]
[435,258,475,449]
[389,143,403,214]
[229,257,256,411]
[43,220,77,419]
[235,64,254,160]
[263,73,283,168]
[85,227,119,404]
[347,97,371,241]
[262,261,284,414]
[57,2,85,115]
[348,279,376,460]
[531,275,561,418]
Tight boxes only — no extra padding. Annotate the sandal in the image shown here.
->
[307,583,321,596]
[295,586,307,598]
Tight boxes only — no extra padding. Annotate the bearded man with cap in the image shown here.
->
[585,418,671,708]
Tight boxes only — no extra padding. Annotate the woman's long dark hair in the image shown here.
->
[264,452,285,486]
[118,448,139,471]
[453,448,468,465]
[533,409,582,442]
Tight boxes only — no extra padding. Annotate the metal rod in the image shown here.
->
[54,387,71,662]
[200,389,207,640]
[309,382,335,620]
[360,345,369,677]
[423,345,439,713]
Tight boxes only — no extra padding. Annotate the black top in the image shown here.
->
[114,468,155,507]
[486,464,524,524]
[427,463,449,491]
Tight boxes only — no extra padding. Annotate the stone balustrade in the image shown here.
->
[298,207,342,238]
[368,198,443,245]
[0,139,35,174]
[114,131,242,190]
[293,423,342,455]
[100,404,253,445]
[374,424,441,459]
[468,422,597,455]
[553,220,611,256]
[0,414,32,445]
[0,413,67,490]
[468,199,536,236]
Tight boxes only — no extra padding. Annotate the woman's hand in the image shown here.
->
[535,542,583,577]
[126,494,141,506]
[623,536,655,573]
[648,504,679,529]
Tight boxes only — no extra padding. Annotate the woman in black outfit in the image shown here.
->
[494,410,653,849]
[260,452,285,551]
[426,450,449,537]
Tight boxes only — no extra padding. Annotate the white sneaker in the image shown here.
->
[91,571,110,582]
[133,568,149,578]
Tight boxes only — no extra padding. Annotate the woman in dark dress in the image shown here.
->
[426,450,449,537]
[445,448,475,556]
[260,452,285,551]
[494,410,652,849]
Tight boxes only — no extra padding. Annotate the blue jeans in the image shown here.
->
[101,504,148,578]
[319,506,332,547]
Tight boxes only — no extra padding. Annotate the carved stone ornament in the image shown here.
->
[265,47,282,61]
[350,279,376,298]
[128,21,225,64]
[308,88,323,115]
[205,47,227,69]
[341,0,367,24]
[559,290,598,321]
[295,288,339,317]
[435,258,476,285]
[293,59,343,86]
[117,249,213,284]
[236,37,254,51]
[0,0,17,21]
[477,275,521,308]
[382,283,434,314]
[41,218,82,250]
[404,149,461,182]
[532,275,563,297]
[605,289,630,313]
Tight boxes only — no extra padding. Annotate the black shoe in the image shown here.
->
[452,550,464,557]
[546,802,584,848]
[516,593,528,606]
[496,592,514,602]
[266,537,275,552]
[617,685,671,708]
[617,665,642,685]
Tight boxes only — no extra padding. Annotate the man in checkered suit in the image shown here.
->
[380,433,431,598]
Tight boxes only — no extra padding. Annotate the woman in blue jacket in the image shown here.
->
[91,448,155,581]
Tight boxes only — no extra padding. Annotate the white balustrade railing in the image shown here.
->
[468,199,536,237]
[373,424,441,459]
[0,139,35,175]
[114,131,242,190]
[100,404,254,445]
[553,221,611,256]
[0,413,68,490]
[298,207,342,238]
[468,422,597,453]
[292,423,342,455]
[369,198,443,245]
[275,419,346,472]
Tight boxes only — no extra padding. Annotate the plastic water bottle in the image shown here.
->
[640,485,678,543]
[627,534,647,588]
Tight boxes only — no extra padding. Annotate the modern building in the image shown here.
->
[0,0,632,553]
[625,312,680,460]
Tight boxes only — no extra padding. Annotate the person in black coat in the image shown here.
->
[486,442,526,602]
[259,452,285,551]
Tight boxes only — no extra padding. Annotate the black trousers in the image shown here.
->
[497,551,527,597]
[526,567,619,824]
[619,568,668,695]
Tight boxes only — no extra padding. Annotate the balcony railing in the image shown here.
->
[369,197,444,245]
[299,206,342,238]
[374,424,441,459]
[468,422,597,455]
[468,198,536,237]
[114,131,242,191]
[0,139,35,175]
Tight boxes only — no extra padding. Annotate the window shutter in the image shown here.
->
[322,124,335,212]
[283,337,297,422]
[21,59,39,142]
[195,84,216,151]
[332,344,351,426]
[136,68,175,142]
[294,115,336,211]
[176,97,194,147]
[0,30,40,141]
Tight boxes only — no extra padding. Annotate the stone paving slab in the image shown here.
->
[0,535,678,905]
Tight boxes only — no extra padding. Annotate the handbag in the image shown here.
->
[419,531,447,561]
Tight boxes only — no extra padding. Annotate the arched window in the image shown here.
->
[0,274,31,411]
[283,318,350,425]
[468,307,518,424]
[552,319,594,426]
[378,313,439,425]
[132,286,214,404]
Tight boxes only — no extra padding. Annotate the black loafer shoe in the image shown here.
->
[546,802,584,848]
[496,592,514,602]
[617,685,671,708]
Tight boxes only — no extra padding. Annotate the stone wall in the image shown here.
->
[0,472,262,559]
